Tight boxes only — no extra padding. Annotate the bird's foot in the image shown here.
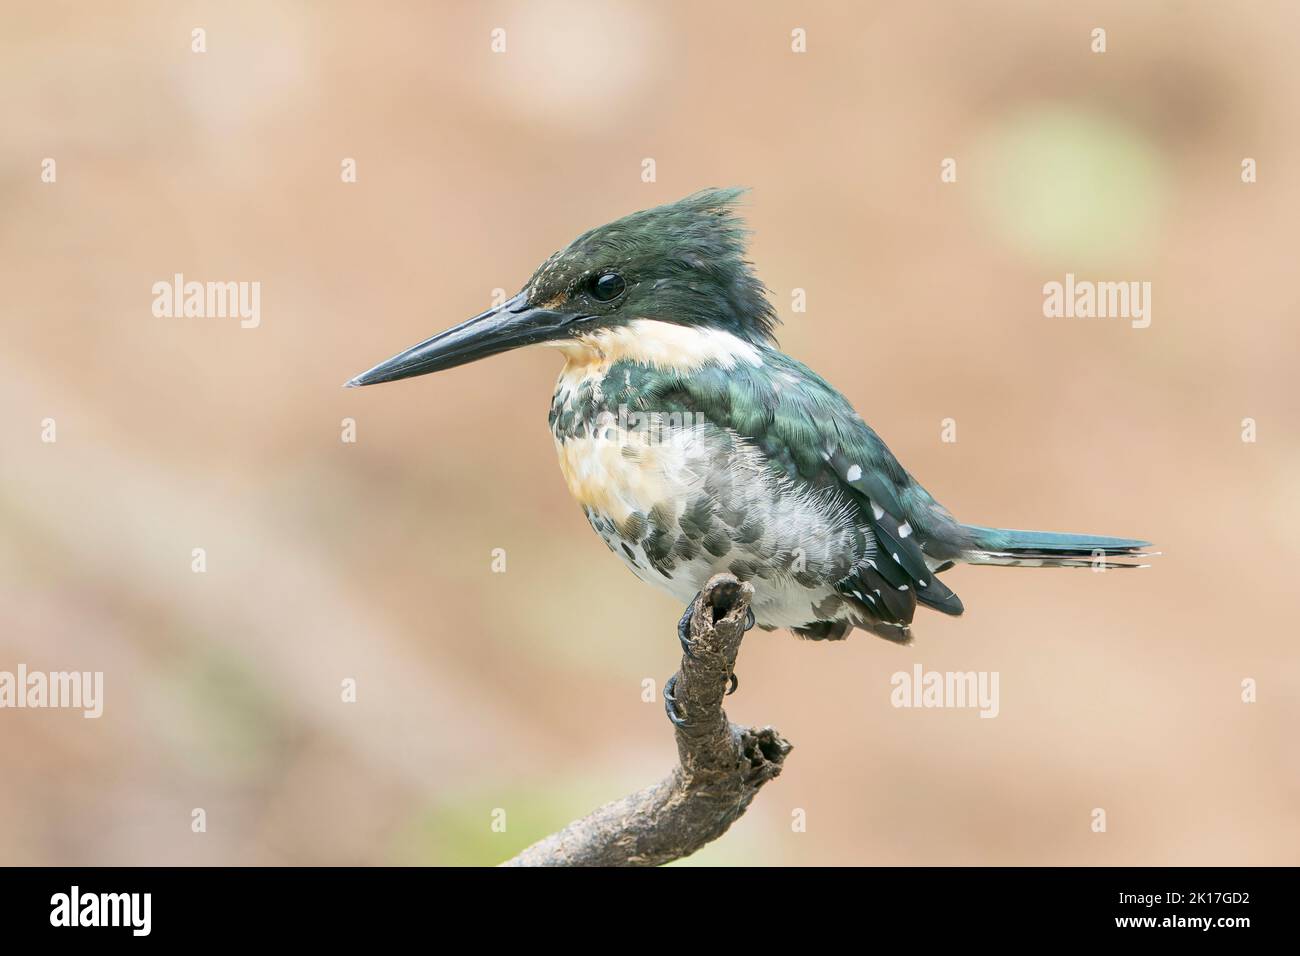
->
[663,674,687,728]
[677,595,700,659]
[673,594,754,707]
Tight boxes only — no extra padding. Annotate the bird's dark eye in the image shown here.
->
[591,272,626,302]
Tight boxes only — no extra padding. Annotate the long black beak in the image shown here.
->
[345,291,584,388]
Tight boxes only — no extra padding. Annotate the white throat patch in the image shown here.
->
[546,319,764,378]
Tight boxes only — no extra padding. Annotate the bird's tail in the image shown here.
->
[959,525,1154,569]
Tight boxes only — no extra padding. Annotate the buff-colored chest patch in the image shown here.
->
[554,431,695,524]
[548,320,760,522]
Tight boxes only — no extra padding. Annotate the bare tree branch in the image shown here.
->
[501,574,792,867]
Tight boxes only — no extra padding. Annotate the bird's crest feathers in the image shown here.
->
[526,188,779,345]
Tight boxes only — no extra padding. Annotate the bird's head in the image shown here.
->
[346,188,776,387]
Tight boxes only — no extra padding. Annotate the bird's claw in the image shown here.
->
[677,596,699,660]
[674,594,747,708]
[663,674,687,728]
[681,595,753,655]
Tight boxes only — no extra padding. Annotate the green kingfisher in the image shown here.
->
[347,189,1150,666]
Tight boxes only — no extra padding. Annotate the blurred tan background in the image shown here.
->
[2,1,1297,866]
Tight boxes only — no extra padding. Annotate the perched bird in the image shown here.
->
[347,189,1150,679]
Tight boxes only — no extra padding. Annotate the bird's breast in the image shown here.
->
[545,338,872,627]
[552,415,699,525]
[547,337,709,525]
